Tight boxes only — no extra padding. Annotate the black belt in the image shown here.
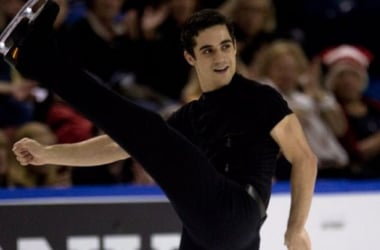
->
[246,184,267,221]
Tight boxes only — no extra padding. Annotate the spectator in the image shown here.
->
[0,0,63,187]
[252,39,349,179]
[220,0,277,66]
[323,44,380,178]
[0,0,34,131]
[66,0,174,112]
[136,0,200,102]
[66,0,137,86]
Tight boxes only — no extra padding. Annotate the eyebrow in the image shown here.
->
[198,39,234,51]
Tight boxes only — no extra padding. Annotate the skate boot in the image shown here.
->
[0,0,59,79]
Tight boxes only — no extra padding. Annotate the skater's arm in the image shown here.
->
[13,134,130,166]
[270,113,317,250]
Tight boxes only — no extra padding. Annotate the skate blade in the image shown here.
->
[0,0,49,57]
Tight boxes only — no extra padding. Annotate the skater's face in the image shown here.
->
[184,25,237,92]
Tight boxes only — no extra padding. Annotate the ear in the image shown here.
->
[184,51,195,66]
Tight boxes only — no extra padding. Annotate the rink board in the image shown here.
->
[0,180,379,250]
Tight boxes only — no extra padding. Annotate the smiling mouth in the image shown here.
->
[214,66,229,73]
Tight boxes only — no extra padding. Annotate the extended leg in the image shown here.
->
[2,2,263,249]
[8,0,226,224]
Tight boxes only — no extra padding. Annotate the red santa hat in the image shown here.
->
[321,45,373,91]
[321,45,373,69]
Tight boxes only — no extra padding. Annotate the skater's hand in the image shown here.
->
[284,228,311,250]
[12,138,47,166]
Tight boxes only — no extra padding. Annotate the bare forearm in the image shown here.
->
[44,135,129,166]
[287,155,317,232]
[271,114,317,249]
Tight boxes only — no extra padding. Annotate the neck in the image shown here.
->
[200,74,235,93]
[201,81,230,93]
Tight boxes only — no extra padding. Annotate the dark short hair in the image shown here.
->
[180,9,235,57]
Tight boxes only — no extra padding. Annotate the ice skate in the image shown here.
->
[0,0,58,65]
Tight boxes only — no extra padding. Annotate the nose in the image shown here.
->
[213,49,226,64]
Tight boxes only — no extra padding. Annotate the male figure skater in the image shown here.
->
[8,1,317,249]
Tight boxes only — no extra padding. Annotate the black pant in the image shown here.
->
[15,38,264,250]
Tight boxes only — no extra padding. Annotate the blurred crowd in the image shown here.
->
[0,0,380,188]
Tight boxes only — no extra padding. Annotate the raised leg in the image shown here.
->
[1,2,263,249]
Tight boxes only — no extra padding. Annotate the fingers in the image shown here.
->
[12,137,32,153]
[284,230,311,250]
[15,150,34,166]
[285,240,311,250]
[12,137,35,165]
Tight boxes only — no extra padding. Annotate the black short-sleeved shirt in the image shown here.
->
[167,74,292,206]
